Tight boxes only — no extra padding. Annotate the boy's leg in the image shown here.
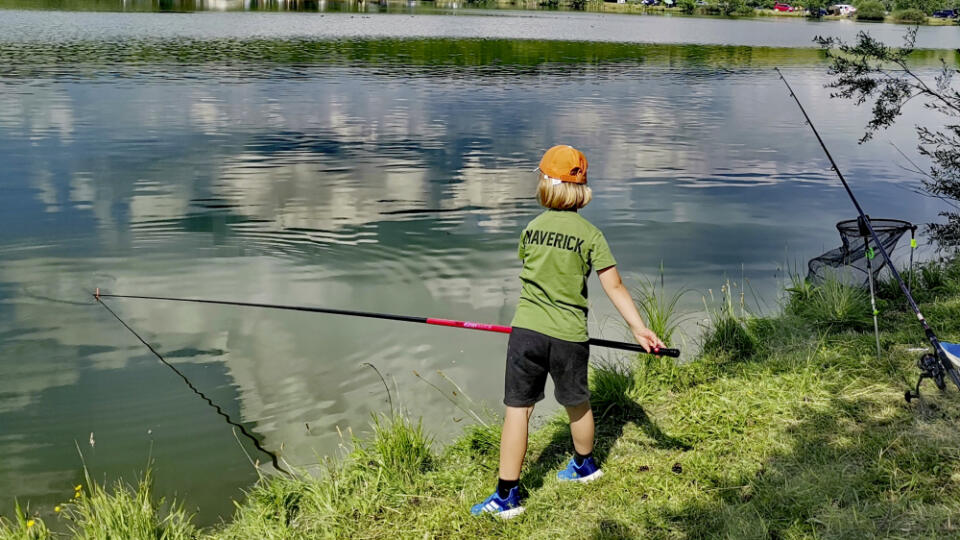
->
[498,405,535,480]
[549,338,603,482]
[558,399,602,482]
[500,328,549,481]
[547,336,593,456]
[472,404,531,518]
[564,400,594,456]
[471,328,545,517]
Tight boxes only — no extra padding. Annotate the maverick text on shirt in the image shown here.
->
[522,229,584,254]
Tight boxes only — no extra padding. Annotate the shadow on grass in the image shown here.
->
[655,380,960,538]
[520,397,690,493]
[592,518,633,540]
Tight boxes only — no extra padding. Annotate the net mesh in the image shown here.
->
[807,218,915,285]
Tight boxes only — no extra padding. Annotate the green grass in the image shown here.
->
[786,273,873,331]
[6,260,960,538]
[701,280,759,359]
[0,469,196,540]
[633,267,691,347]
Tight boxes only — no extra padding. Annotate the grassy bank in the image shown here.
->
[6,259,960,538]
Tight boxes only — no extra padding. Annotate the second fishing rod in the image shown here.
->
[95,290,679,357]
[775,67,960,398]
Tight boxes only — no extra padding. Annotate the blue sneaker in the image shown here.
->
[470,486,525,519]
[557,456,604,482]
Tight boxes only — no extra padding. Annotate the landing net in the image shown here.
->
[807,218,916,285]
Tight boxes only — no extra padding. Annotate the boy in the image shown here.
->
[471,145,664,519]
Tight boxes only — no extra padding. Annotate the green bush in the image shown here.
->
[677,0,697,13]
[892,7,928,20]
[718,0,748,14]
[695,0,724,12]
[855,0,887,18]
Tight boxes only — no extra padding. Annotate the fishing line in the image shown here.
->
[775,67,960,398]
[92,292,288,474]
[20,286,93,306]
[94,292,680,358]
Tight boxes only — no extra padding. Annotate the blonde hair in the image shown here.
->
[536,173,592,210]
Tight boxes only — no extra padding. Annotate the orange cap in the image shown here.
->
[538,145,588,184]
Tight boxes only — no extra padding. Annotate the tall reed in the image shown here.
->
[632,265,691,347]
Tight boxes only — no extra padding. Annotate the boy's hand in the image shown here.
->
[631,326,665,353]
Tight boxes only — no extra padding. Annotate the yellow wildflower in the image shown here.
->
[54,506,61,513]
[26,519,35,528]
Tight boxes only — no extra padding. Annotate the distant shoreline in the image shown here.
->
[1,0,958,25]
[579,2,958,26]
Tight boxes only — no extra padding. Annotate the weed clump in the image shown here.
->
[701,281,757,359]
[878,257,960,305]
[67,469,197,540]
[453,422,501,458]
[589,359,637,418]
[702,313,757,359]
[632,266,691,346]
[787,275,872,331]
[0,502,51,540]
[0,469,199,540]
[351,413,435,483]
[233,474,311,530]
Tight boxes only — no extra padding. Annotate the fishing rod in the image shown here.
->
[94,290,680,358]
[93,293,288,474]
[775,67,960,400]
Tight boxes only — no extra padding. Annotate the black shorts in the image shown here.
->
[504,327,590,407]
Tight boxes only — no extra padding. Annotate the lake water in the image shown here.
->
[1,6,958,526]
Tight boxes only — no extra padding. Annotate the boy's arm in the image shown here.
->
[597,266,665,353]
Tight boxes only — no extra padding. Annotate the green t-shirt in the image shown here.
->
[511,210,617,342]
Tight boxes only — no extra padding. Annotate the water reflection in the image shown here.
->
[0,38,952,524]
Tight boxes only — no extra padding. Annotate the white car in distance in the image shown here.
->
[831,3,857,15]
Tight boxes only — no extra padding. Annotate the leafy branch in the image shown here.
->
[817,29,960,247]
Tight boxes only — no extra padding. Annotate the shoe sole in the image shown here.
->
[560,469,604,483]
[496,506,525,520]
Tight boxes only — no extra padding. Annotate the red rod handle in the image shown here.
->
[426,318,513,334]
[425,317,679,357]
